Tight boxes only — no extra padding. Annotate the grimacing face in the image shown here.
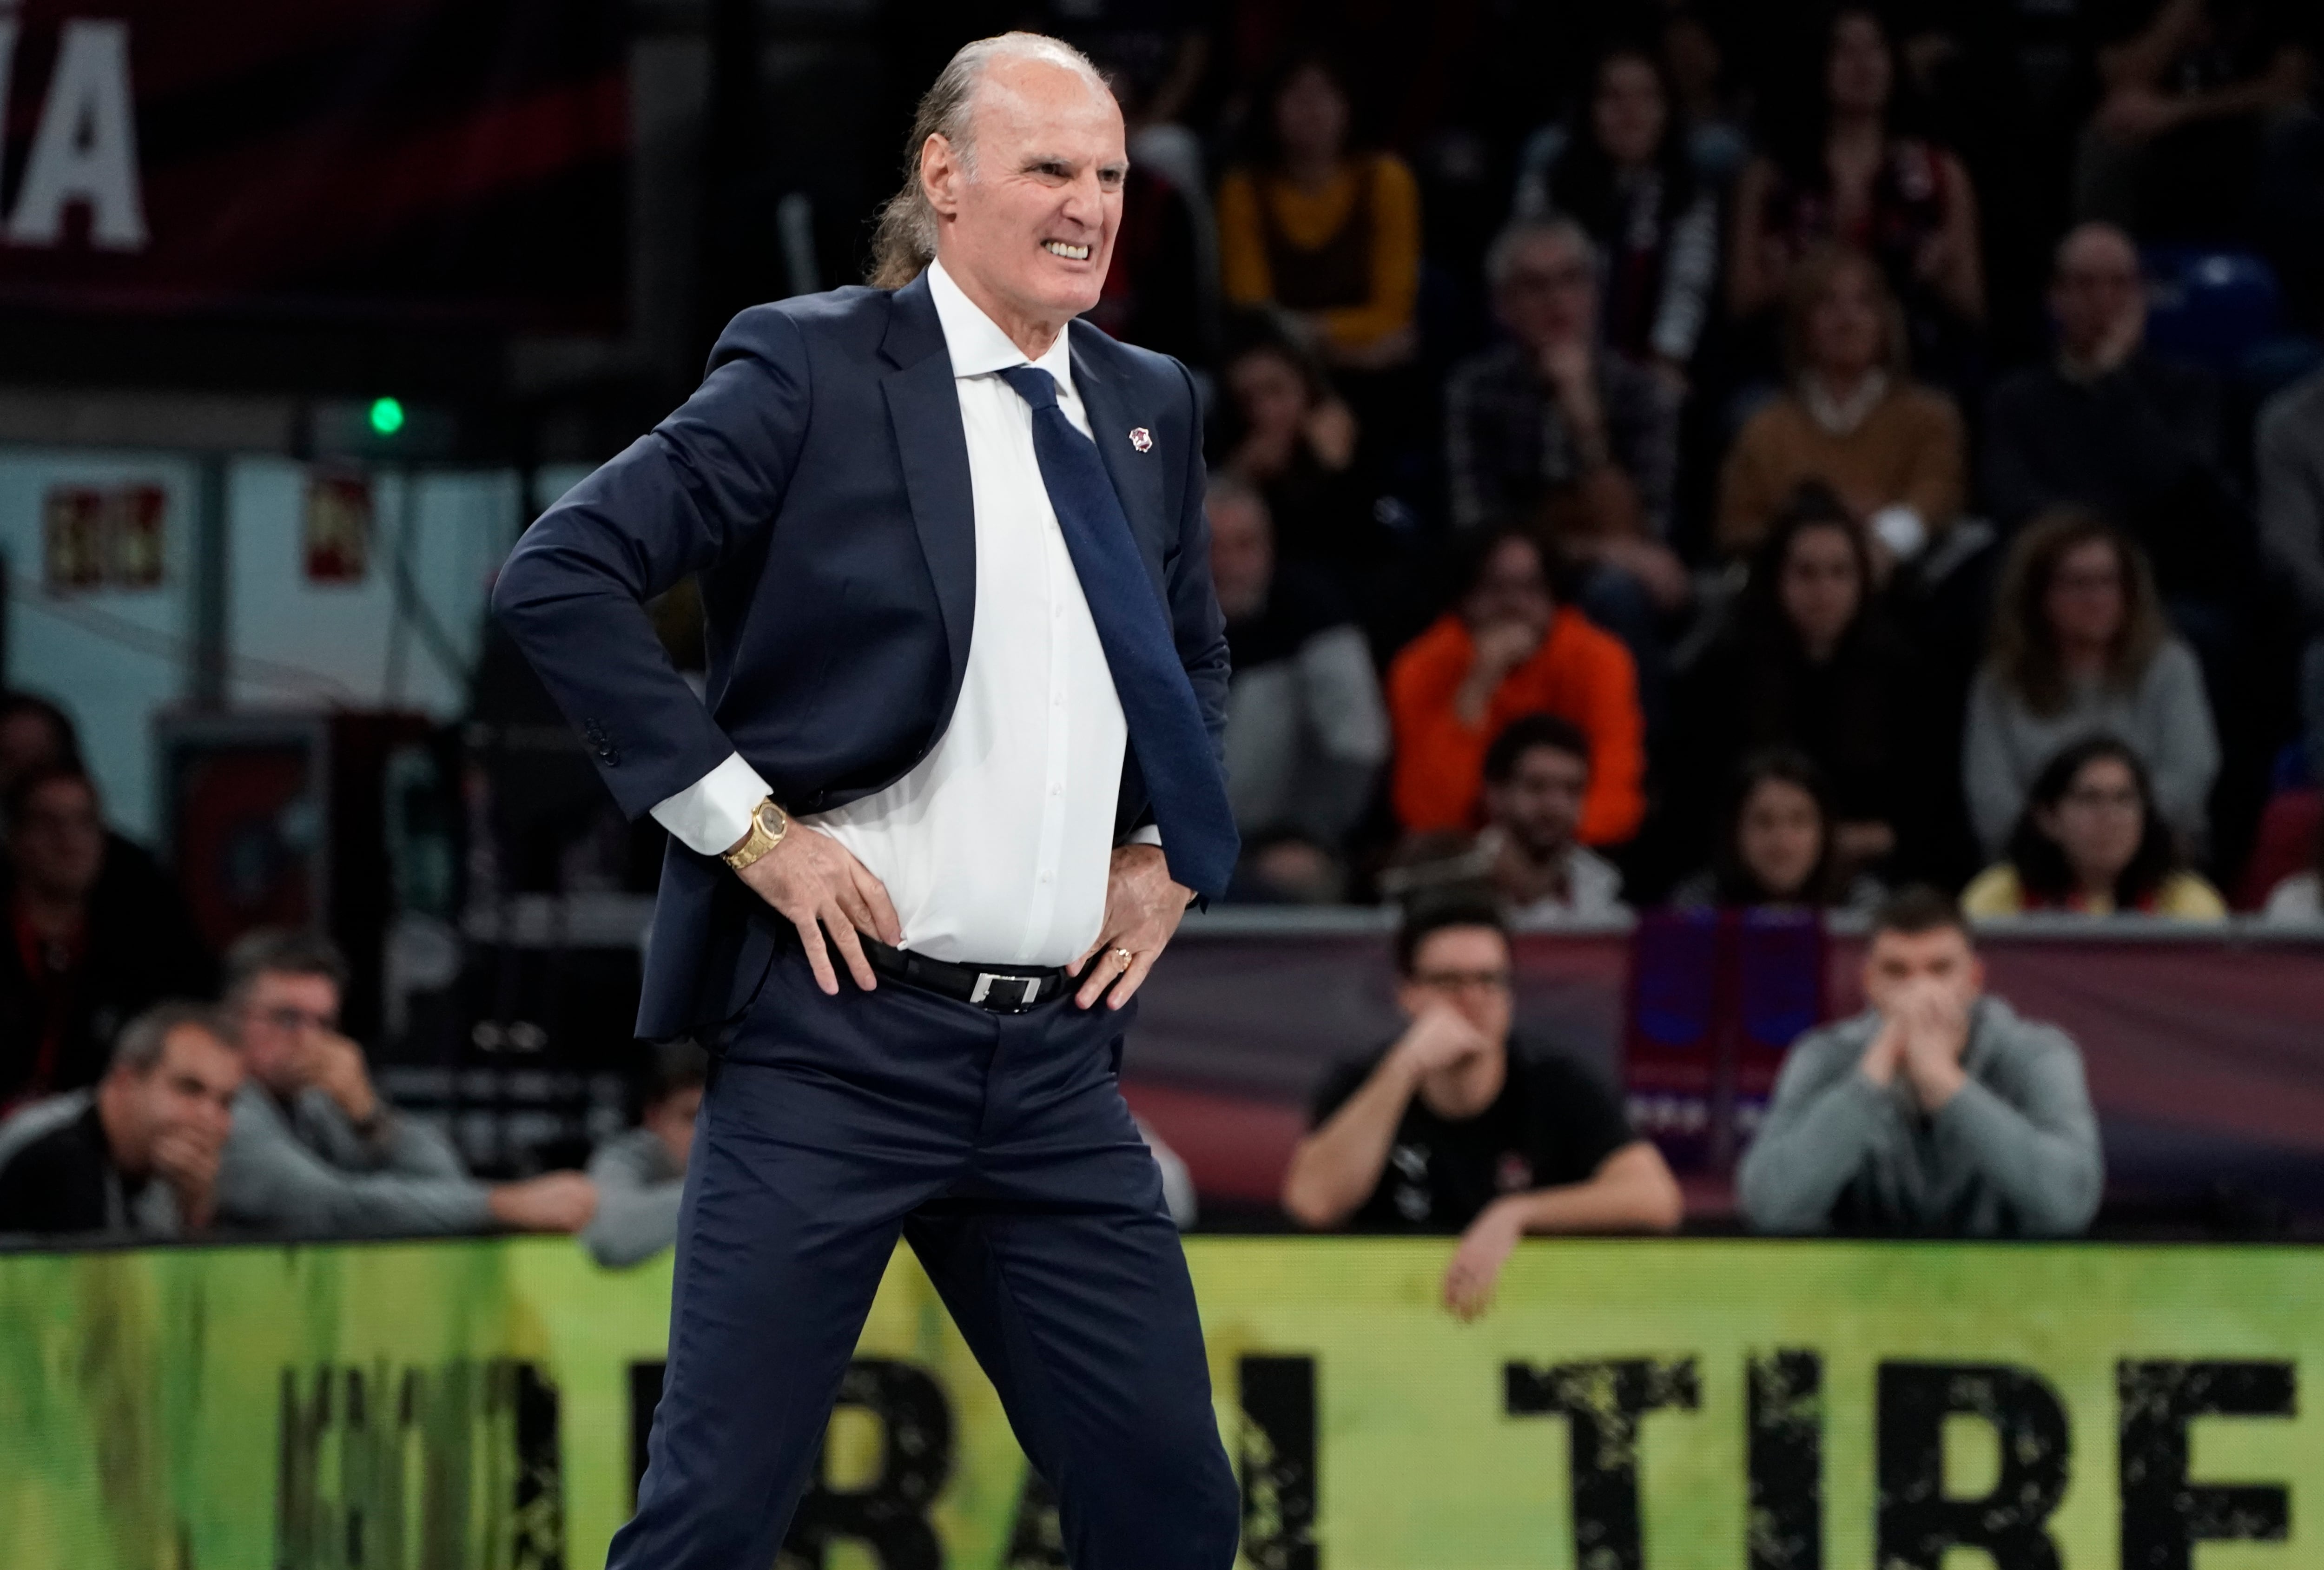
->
[924,56,1125,330]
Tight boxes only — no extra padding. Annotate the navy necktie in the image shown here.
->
[997,363,1239,899]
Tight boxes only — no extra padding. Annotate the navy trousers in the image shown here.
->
[609,943,1241,1570]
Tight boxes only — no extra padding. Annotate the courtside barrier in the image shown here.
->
[2,1234,2315,1567]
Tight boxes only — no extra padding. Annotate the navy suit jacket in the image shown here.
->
[492,272,1232,1040]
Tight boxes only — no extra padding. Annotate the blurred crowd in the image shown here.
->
[5,0,2324,1266]
[1085,0,2324,923]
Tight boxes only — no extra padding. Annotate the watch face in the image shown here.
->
[758,801,784,833]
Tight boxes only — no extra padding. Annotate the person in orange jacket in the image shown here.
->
[1388,529,1645,845]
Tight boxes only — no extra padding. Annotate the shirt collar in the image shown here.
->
[927,258,1076,393]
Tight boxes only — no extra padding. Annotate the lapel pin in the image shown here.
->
[1128,427,1152,453]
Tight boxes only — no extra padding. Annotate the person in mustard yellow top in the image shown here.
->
[1217,53,1420,372]
[1961,736,2226,920]
[1716,244,1963,567]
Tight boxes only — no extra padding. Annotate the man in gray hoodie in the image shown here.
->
[1738,887,2103,1237]
[216,929,596,1238]
[583,1041,706,1268]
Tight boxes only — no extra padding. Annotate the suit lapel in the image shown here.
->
[1070,323,1170,595]
[879,274,976,709]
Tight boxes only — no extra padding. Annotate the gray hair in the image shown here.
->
[1483,216,1596,291]
[867,32,1113,289]
[222,927,350,1007]
[111,1000,227,1077]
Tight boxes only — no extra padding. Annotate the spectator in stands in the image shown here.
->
[0,1002,241,1238]
[1963,736,2228,918]
[1219,52,1420,373]
[1981,223,2244,611]
[1388,529,1645,848]
[1963,510,2218,856]
[216,929,599,1238]
[2257,367,2324,782]
[1216,324,1368,577]
[1281,893,1680,1317]
[1209,476,1388,902]
[1677,487,1930,879]
[1479,715,1628,922]
[2075,0,2316,240]
[582,1040,706,1268]
[1717,246,1966,567]
[1660,7,1750,187]
[1445,218,1690,624]
[1729,7,1985,373]
[0,763,214,1111]
[1509,45,1722,379]
[1386,714,1630,921]
[1738,886,2103,1236]
[1672,748,1884,913]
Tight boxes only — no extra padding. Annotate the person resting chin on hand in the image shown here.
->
[1279,893,1682,1319]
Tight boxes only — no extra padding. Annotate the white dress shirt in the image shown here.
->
[649,259,1155,966]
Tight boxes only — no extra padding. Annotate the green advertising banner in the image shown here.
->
[0,1236,2314,1568]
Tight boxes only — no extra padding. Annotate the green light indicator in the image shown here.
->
[369,397,406,436]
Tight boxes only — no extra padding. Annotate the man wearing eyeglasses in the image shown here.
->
[1280,892,1681,1318]
[215,928,599,1238]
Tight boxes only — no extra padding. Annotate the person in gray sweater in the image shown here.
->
[1208,476,1389,902]
[1738,886,2103,1237]
[1962,510,2217,856]
[216,930,597,1239]
[584,1042,707,1268]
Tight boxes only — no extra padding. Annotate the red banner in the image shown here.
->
[0,0,626,327]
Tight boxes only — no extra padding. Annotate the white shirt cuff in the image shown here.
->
[1124,824,1164,849]
[650,753,771,857]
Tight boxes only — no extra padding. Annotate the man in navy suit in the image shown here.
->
[493,30,1241,1570]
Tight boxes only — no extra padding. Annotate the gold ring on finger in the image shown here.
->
[1112,946,1134,970]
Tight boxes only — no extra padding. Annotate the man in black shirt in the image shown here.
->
[1981,223,2247,606]
[1281,893,1681,1317]
[0,1001,242,1238]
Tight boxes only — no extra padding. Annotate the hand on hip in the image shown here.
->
[737,825,903,996]
[1071,843,1191,1010]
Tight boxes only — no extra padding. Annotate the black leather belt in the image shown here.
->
[862,937,1073,1014]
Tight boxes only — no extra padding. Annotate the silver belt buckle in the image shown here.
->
[968,972,1043,1009]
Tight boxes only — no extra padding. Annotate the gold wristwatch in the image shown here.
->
[720,796,790,872]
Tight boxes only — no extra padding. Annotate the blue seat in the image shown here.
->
[2141,246,2283,373]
